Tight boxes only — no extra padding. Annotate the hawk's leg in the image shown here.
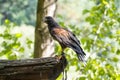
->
[61,48,67,80]
[61,51,65,56]
[61,45,66,56]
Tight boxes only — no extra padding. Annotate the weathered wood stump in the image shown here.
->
[0,55,67,80]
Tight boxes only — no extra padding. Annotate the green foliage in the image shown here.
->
[0,20,33,59]
[0,0,37,25]
[79,58,120,80]
[0,0,119,79]
[57,0,120,80]
[82,0,120,56]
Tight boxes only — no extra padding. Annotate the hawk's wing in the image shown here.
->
[51,28,70,44]
[51,27,80,47]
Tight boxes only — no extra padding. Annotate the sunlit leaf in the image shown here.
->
[19,47,24,53]
[111,57,119,62]
[116,30,120,35]
[15,33,22,38]
[116,74,120,80]
[5,19,10,25]
[82,9,89,14]
[102,0,108,5]
[116,49,120,55]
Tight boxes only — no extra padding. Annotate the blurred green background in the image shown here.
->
[0,0,120,80]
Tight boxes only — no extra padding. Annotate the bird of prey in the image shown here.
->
[43,16,86,63]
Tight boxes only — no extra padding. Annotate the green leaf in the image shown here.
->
[15,33,22,38]
[1,41,7,47]
[82,9,89,14]
[98,67,105,75]
[26,38,33,44]
[13,42,21,48]
[102,0,108,5]
[3,33,12,39]
[0,34,2,37]
[19,47,24,53]
[111,57,119,62]
[79,77,86,80]
[5,19,10,25]
[116,74,120,80]
[116,49,120,55]
[116,30,120,35]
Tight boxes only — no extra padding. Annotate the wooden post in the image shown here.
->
[0,55,67,80]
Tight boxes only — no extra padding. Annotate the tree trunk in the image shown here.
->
[34,0,57,58]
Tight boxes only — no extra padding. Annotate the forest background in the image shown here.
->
[0,0,120,80]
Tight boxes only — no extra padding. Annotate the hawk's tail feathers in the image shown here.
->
[69,45,87,65]
[77,53,86,66]
[73,47,87,65]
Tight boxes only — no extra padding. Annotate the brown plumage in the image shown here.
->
[44,16,86,63]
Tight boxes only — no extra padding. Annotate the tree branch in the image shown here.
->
[0,55,67,80]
